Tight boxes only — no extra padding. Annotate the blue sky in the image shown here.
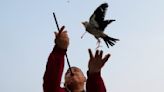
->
[0,0,164,92]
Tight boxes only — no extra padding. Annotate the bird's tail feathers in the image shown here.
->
[102,35,119,48]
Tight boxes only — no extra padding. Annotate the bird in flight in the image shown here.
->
[81,3,119,48]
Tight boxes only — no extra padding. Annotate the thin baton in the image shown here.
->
[53,12,73,76]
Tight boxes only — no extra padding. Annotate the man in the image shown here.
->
[43,26,111,92]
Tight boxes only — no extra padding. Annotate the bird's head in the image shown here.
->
[81,21,89,28]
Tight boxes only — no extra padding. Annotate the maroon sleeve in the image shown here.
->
[43,46,66,92]
[86,71,106,92]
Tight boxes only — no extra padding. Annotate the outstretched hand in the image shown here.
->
[88,49,111,73]
[54,26,69,49]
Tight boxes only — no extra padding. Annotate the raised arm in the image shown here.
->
[86,49,110,92]
[43,26,69,92]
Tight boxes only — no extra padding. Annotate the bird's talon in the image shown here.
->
[96,45,102,49]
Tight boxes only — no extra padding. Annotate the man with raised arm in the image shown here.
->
[43,26,111,92]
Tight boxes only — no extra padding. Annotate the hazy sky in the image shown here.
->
[0,0,164,92]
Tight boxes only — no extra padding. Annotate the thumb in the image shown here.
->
[59,26,65,34]
[54,32,58,36]
[102,54,111,63]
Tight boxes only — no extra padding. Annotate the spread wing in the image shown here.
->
[89,3,108,31]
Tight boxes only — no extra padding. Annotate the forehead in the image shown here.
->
[66,67,82,72]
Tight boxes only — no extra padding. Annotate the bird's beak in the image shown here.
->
[81,22,85,25]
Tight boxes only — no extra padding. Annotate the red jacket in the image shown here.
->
[43,46,106,92]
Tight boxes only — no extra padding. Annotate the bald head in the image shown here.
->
[64,67,86,91]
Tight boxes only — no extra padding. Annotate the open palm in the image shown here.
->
[88,49,111,73]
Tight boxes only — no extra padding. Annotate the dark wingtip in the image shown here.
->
[111,19,116,21]
[101,3,108,8]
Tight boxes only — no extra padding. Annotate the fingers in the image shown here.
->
[88,49,93,59]
[62,31,68,36]
[102,54,111,63]
[59,26,65,34]
[95,50,99,57]
[99,50,103,58]
[94,50,103,59]
[54,26,66,37]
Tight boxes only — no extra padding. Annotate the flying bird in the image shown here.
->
[81,3,119,48]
